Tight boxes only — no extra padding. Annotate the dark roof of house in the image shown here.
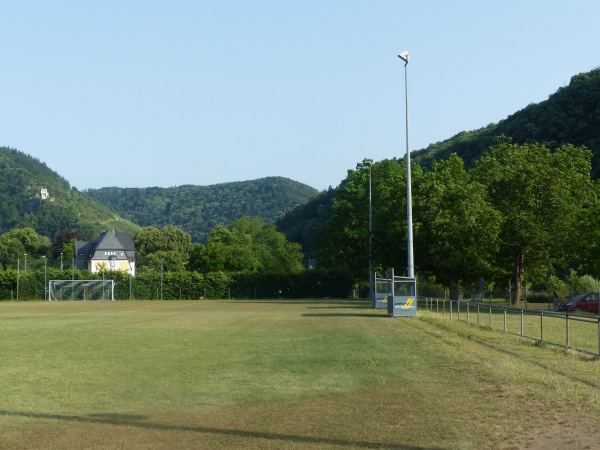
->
[75,230,135,261]
[94,230,135,253]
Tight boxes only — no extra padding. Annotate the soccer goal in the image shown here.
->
[49,279,115,301]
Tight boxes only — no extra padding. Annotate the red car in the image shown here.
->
[557,293,599,313]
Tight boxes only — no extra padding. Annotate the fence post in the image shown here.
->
[503,308,507,332]
[489,305,492,328]
[540,312,544,342]
[566,314,570,349]
[477,304,480,326]
[467,303,470,323]
[520,310,524,336]
[450,300,453,319]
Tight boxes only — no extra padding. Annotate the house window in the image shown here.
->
[109,261,118,270]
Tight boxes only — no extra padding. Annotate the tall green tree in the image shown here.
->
[0,227,51,270]
[414,154,501,299]
[371,159,422,274]
[315,160,374,278]
[472,140,595,304]
[254,223,304,273]
[571,184,600,275]
[316,158,420,279]
[191,217,303,273]
[276,187,336,263]
[194,224,259,272]
[134,225,192,272]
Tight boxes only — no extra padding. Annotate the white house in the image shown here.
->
[75,230,136,276]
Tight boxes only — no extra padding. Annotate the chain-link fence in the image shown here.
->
[421,297,600,357]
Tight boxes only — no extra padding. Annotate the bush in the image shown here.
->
[566,271,600,293]
[525,292,553,304]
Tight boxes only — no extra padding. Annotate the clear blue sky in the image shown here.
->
[2,1,599,191]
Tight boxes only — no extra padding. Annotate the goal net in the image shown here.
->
[49,279,115,301]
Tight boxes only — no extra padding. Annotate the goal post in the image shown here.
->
[49,280,115,301]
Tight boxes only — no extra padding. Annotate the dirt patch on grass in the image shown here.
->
[526,421,600,449]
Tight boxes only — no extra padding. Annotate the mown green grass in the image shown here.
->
[1,300,599,449]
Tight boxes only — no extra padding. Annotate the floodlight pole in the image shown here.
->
[367,160,374,306]
[398,51,414,278]
[42,256,47,300]
[16,258,20,300]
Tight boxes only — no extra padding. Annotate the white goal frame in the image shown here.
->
[49,279,115,301]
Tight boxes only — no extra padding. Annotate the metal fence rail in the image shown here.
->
[420,297,600,357]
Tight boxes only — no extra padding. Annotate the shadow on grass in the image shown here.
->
[302,313,388,318]
[227,300,369,307]
[307,305,373,310]
[0,409,438,450]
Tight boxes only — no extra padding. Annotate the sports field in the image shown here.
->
[1,300,599,449]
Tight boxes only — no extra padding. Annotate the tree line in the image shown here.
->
[0,218,340,301]
[0,217,305,276]
[300,139,598,304]
[2,139,599,304]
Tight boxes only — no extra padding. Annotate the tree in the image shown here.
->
[370,159,422,274]
[254,223,304,273]
[51,229,88,260]
[275,187,336,263]
[0,227,51,270]
[315,159,373,277]
[134,225,192,272]
[414,154,501,299]
[472,140,595,305]
[571,185,600,276]
[195,224,259,272]
[192,217,304,273]
[316,158,420,280]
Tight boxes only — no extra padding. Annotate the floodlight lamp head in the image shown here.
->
[398,50,410,65]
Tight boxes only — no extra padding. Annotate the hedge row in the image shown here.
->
[0,269,355,301]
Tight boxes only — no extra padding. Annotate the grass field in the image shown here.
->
[1,300,599,449]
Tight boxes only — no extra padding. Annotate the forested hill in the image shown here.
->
[0,147,139,240]
[412,67,600,176]
[84,177,319,243]
[276,67,600,259]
